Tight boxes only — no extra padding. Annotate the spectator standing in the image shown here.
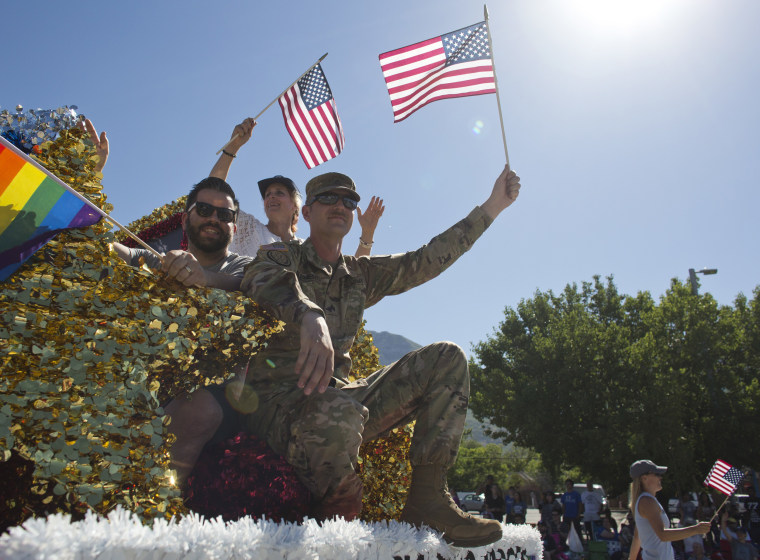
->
[742,487,760,545]
[541,491,563,525]
[451,487,461,508]
[582,481,604,540]
[512,491,528,524]
[562,479,584,541]
[679,493,698,526]
[720,514,743,560]
[696,493,717,552]
[479,475,505,522]
[721,512,758,560]
[696,493,715,522]
[505,486,516,523]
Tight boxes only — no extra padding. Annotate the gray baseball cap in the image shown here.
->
[630,459,668,478]
[257,175,299,199]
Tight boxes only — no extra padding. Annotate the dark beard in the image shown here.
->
[186,221,231,253]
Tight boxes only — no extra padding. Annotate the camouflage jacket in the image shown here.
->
[240,206,493,384]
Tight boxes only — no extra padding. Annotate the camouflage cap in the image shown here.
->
[305,172,360,203]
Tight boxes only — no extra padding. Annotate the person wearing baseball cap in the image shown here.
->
[628,459,711,560]
[209,118,385,258]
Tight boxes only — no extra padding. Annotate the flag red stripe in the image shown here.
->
[281,88,321,168]
[380,48,445,74]
[292,94,329,165]
[378,37,442,64]
[387,63,495,98]
[0,144,26,198]
[311,104,338,159]
[393,89,496,123]
[393,79,497,115]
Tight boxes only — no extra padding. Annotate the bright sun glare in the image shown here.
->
[570,0,686,36]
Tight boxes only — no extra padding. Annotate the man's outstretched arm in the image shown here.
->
[360,165,522,306]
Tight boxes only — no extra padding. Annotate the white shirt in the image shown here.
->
[582,490,603,522]
[229,210,281,257]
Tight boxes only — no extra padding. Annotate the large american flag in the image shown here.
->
[704,460,744,495]
[379,21,496,123]
[278,63,344,169]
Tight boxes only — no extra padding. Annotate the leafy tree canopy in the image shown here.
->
[470,276,760,497]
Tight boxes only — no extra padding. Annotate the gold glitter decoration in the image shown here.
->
[0,125,282,525]
[350,325,413,522]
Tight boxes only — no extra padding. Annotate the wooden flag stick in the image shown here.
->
[710,489,738,523]
[0,136,162,260]
[484,4,510,167]
[215,53,329,155]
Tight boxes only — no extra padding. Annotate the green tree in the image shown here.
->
[470,276,760,497]
[447,441,543,494]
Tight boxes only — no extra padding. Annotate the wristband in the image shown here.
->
[222,150,236,158]
[359,238,373,248]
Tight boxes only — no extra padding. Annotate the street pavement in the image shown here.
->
[522,508,628,526]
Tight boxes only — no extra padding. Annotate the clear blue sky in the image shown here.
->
[5,0,759,355]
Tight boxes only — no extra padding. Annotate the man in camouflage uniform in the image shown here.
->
[240,165,521,548]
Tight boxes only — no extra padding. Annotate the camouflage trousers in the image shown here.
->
[242,341,469,501]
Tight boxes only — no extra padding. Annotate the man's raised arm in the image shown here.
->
[360,165,522,307]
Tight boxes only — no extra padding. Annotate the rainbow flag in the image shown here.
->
[0,136,102,280]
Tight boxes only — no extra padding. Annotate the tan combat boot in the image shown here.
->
[400,464,503,548]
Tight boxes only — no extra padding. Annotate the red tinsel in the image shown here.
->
[185,432,310,523]
[120,212,188,250]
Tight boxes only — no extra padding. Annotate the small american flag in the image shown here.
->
[278,63,344,169]
[704,460,744,495]
[379,21,496,123]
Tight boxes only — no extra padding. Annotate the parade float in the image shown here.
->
[0,106,541,559]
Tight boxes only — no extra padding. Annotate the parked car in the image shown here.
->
[457,492,485,512]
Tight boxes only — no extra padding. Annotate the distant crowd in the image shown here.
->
[452,477,760,560]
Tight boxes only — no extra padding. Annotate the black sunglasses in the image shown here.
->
[187,201,236,223]
[309,193,358,210]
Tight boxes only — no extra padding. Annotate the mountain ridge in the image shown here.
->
[368,330,503,447]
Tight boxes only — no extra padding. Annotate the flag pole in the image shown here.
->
[484,4,510,167]
[710,491,735,523]
[0,137,162,260]
[215,52,329,155]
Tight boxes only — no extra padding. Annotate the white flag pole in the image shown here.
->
[484,4,510,167]
[215,53,329,155]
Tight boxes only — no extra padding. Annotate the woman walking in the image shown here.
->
[628,460,711,560]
